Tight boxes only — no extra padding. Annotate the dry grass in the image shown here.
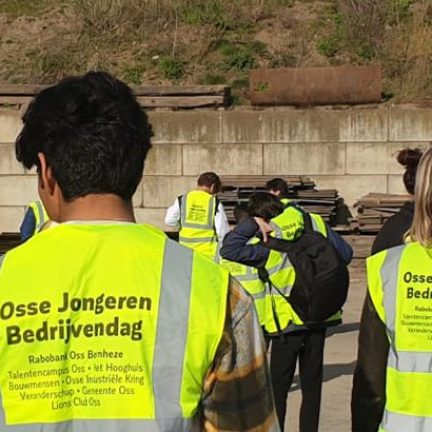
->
[0,0,430,102]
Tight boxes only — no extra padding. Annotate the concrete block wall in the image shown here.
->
[0,106,430,232]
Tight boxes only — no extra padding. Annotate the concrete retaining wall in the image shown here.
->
[0,106,430,232]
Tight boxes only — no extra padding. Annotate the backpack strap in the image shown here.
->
[257,266,289,338]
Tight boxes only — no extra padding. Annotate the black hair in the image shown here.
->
[197,172,222,193]
[397,148,423,195]
[265,177,289,197]
[16,71,152,201]
[248,192,284,221]
[233,202,249,224]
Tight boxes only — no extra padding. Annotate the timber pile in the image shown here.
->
[355,193,412,233]
[0,84,230,109]
[219,176,350,227]
[0,233,20,255]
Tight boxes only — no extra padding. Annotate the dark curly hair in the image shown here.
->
[16,71,152,201]
[248,192,284,221]
[265,178,289,198]
[397,148,423,195]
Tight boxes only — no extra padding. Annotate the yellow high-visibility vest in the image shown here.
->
[28,200,49,235]
[368,242,432,432]
[179,190,218,259]
[280,197,292,207]
[0,223,228,430]
[263,206,341,335]
[220,257,266,325]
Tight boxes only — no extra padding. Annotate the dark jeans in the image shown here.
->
[270,328,326,432]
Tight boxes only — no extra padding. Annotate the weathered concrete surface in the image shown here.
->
[0,175,38,206]
[339,109,388,142]
[285,236,372,431]
[264,143,346,176]
[0,110,22,142]
[389,108,432,141]
[144,144,182,175]
[313,175,388,208]
[183,143,263,175]
[0,206,25,232]
[0,143,23,175]
[1,107,432,233]
[149,111,221,144]
[388,175,408,195]
[143,176,196,208]
[346,142,427,175]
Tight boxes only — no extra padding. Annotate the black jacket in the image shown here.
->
[351,201,414,432]
[371,201,414,255]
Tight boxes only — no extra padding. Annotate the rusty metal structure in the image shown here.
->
[250,65,382,106]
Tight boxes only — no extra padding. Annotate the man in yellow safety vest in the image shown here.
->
[165,172,230,260]
[0,72,279,432]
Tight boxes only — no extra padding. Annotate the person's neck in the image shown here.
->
[58,194,135,223]
[197,186,212,195]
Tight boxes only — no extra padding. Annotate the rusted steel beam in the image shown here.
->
[250,65,382,106]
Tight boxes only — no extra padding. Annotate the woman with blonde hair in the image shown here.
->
[352,147,432,432]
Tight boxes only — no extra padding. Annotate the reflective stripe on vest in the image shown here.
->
[0,224,228,430]
[368,242,432,432]
[379,409,432,432]
[179,191,217,259]
[219,258,266,325]
[28,200,49,234]
[264,207,339,334]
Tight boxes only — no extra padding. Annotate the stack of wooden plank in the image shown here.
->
[219,176,349,227]
[0,84,230,110]
[0,233,21,255]
[355,193,412,233]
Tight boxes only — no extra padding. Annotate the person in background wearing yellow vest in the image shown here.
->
[266,177,292,207]
[219,203,267,334]
[0,72,279,432]
[351,147,432,432]
[19,199,49,242]
[165,172,230,260]
[221,192,352,432]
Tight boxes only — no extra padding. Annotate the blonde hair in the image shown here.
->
[408,147,432,246]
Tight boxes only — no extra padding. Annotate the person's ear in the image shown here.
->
[37,153,56,196]
[210,184,215,194]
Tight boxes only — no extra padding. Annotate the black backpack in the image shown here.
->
[259,210,349,330]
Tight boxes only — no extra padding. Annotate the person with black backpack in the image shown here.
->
[220,192,352,432]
